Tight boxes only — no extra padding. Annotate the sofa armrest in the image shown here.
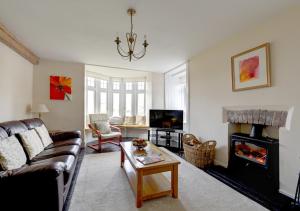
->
[0,162,65,211]
[1,162,65,180]
[50,130,81,141]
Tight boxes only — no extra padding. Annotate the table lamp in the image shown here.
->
[31,104,49,118]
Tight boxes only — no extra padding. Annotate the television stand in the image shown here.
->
[148,128,183,152]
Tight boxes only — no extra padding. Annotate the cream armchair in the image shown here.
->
[88,114,122,152]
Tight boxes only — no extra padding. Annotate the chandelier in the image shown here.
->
[114,8,149,62]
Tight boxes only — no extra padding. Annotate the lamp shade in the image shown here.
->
[31,104,49,113]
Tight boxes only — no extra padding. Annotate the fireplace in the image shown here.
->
[228,132,279,195]
[234,140,267,165]
[205,108,293,209]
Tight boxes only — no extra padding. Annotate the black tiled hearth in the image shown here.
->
[205,165,294,211]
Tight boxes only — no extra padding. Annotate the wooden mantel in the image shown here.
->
[0,23,39,64]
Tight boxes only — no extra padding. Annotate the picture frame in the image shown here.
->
[231,43,271,91]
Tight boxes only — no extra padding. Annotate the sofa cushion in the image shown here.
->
[45,138,82,149]
[19,130,44,160]
[31,145,80,162]
[0,121,27,136]
[21,118,44,130]
[31,155,76,184]
[50,131,81,141]
[35,125,53,147]
[94,122,111,134]
[0,136,27,170]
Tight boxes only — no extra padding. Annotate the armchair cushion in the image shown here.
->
[35,125,53,147]
[0,136,27,170]
[101,132,121,139]
[19,130,44,160]
[94,122,111,134]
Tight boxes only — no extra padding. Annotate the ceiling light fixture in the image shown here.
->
[114,8,149,62]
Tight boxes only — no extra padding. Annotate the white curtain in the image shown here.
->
[165,64,187,122]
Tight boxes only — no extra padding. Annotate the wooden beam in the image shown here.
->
[0,23,39,65]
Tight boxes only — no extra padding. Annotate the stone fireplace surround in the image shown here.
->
[222,105,294,129]
[226,109,288,127]
[220,105,295,196]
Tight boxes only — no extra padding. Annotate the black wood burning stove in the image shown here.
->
[229,132,279,195]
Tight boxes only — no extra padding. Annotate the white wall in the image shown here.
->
[33,59,85,133]
[189,6,300,197]
[0,42,33,122]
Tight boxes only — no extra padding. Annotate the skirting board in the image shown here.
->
[279,189,294,199]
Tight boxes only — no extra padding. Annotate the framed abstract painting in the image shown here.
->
[50,76,72,101]
[231,43,271,91]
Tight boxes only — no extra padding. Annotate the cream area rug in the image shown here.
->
[69,149,267,211]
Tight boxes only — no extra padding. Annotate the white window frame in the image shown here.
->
[85,75,146,119]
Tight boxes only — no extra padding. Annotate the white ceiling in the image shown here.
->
[0,0,298,72]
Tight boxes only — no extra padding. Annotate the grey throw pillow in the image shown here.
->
[0,136,27,170]
[19,130,44,160]
[35,124,53,148]
[94,122,112,134]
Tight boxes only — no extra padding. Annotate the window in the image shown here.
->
[126,82,132,90]
[87,90,95,114]
[100,92,107,113]
[165,64,188,123]
[137,81,145,90]
[126,93,132,116]
[86,76,146,119]
[137,93,145,115]
[100,80,107,89]
[113,93,120,116]
[87,77,95,87]
[113,81,120,90]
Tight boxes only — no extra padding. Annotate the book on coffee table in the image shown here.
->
[136,154,164,165]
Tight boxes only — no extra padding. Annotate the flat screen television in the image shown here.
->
[149,109,183,130]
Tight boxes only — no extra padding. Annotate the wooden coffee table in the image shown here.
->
[120,141,180,208]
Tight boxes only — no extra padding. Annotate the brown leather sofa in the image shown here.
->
[0,118,84,211]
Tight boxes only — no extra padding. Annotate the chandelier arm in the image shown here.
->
[117,45,129,58]
[133,47,146,59]
[119,45,129,55]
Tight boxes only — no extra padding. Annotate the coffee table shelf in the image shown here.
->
[123,160,171,200]
[120,141,180,208]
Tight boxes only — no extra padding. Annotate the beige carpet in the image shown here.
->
[69,149,267,211]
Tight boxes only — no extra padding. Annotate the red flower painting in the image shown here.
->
[239,56,260,83]
[50,76,72,101]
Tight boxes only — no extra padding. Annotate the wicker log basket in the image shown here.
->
[182,134,217,169]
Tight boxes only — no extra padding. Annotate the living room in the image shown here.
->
[0,1,300,211]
